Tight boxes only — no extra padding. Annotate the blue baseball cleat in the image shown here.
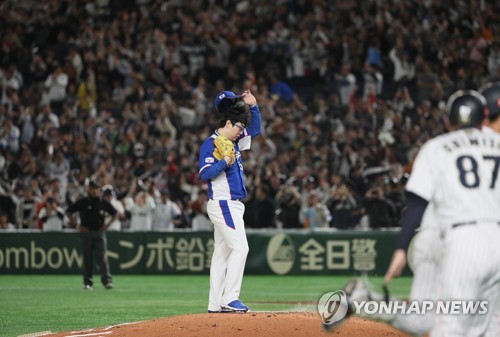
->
[223,300,249,312]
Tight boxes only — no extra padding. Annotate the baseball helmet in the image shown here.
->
[445,90,486,129]
[214,91,243,114]
[214,90,251,127]
[478,82,500,121]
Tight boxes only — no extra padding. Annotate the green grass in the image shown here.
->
[0,275,412,337]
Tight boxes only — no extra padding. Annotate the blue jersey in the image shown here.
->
[198,105,261,200]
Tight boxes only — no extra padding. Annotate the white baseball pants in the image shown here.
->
[206,200,249,311]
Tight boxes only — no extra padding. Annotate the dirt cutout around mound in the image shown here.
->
[44,312,412,337]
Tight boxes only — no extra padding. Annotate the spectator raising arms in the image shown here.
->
[0,0,497,231]
[38,197,67,231]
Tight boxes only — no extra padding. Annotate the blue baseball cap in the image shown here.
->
[214,91,243,113]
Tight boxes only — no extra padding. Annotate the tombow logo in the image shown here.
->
[317,290,349,325]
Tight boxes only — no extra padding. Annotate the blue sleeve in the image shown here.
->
[200,160,228,181]
[198,137,228,181]
[247,105,261,138]
[396,192,429,251]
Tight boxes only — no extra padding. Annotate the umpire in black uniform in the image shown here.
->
[67,179,117,290]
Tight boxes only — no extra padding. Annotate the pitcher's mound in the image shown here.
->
[46,312,411,337]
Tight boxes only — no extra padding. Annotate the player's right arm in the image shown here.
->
[384,142,436,284]
[199,138,229,181]
[384,192,429,284]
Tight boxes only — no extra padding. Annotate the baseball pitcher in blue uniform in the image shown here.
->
[199,89,261,313]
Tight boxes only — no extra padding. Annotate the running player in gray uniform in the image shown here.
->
[384,90,500,336]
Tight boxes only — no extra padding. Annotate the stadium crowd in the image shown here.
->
[0,0,499,231]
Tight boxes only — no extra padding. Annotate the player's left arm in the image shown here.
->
[242,90,261,139]
[246,105,261,139]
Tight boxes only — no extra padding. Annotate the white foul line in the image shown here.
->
[64,321,144,337]
[64,333,112,337]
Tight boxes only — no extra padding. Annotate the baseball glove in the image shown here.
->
[213,135,235,165]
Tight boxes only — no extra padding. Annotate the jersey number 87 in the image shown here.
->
[456,155,500,188]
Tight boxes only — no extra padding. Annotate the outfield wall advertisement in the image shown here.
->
[0,230,408,276]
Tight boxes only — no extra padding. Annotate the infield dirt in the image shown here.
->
[45,312,412,337]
